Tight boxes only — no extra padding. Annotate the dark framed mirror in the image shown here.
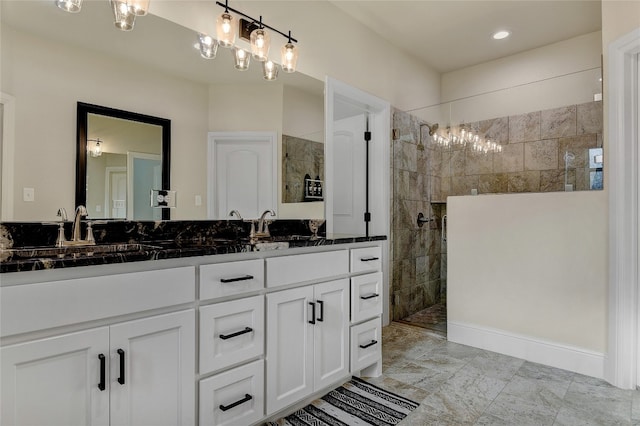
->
[76,102,171,220]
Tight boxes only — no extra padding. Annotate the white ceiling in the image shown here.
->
[329,1,602,73]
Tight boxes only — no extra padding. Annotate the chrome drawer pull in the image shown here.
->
[220,275,254,283]
[360,293,379,300]
[219,394,252,411]
[219,327,253,340]
[359,340,378,349]
[360,257,379,262]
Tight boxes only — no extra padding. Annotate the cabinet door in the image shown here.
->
[110,310,195,426]
[313,279,349,391]
[265,286,314,415]
[1,327,110,426]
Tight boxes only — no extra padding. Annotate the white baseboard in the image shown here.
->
[448,321,605,379]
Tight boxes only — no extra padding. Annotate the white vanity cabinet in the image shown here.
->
[265,249,350,416]
[1,309,195,426]
[349,246,383,377]
[198,259,267,425]
[0,267,196,426]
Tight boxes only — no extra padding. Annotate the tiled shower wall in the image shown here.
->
[434,101,603,199]
[389,101,602,321]
[282,135,325,203]
[390,109,446,321]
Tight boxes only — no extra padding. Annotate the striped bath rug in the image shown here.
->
[268,376,419,426]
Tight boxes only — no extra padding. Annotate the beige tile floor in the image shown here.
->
[364,322,640,426]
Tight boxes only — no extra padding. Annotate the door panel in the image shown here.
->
[265,286,314,415]
[109,310,195,426]
[313,279,349,390]
[208,132,277,219]
[333,114,366,235]
[1,327,110,426]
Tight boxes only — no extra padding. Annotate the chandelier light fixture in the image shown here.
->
[431,124,503,154]
[250,17,271,62]
[88,138,103,157]
[55,0,150,31]
[262,60,278,81]
[233,47,251,70]
[54,0,299,80]
[216,6,237,48]
[193,0,300,80]
[55,0,82,13]
[197,33,219,59]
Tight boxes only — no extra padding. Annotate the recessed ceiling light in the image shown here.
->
[492,30,510,40]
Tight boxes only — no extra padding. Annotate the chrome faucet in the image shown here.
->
[71,205,88,242]
[228,210,243,220]
[255,209,276,238]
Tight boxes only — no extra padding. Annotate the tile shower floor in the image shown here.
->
[365,322,640,425]
[399,303,447,335]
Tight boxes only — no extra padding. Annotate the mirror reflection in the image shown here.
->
[78,103,170,220]
[1,0,324,222]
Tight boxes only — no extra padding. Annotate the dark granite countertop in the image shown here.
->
[0,234,387,274]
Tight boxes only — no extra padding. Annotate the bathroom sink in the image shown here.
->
[2,243,160,260]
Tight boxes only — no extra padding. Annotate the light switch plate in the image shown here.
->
[23,187,34,202]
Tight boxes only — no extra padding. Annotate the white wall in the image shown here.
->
[208,83,323,219]
[447,192,608,374]
[413,31,602,124]
[283,86,324,143]
[1,25,209,221]
[150,1,441,112]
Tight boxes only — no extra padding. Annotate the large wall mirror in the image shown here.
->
[76,102,171,220]
[1,0,323,222]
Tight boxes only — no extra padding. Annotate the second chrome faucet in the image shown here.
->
[228,209,276,239]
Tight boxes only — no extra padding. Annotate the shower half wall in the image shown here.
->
[390,109,446,323]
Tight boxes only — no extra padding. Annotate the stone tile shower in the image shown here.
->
[390,101,603,334]
[391,109,447,334]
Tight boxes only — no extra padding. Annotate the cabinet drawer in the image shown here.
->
[200,296,264,374]
[350,246,382,273]
[1,266,195,337]
[199,360,264,426]
[200,259,264,300]
[266,250,349,288]
[350,272,383,323]
[350,318,382,373]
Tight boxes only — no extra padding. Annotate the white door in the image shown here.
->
[313,279,349,391]
[333,114,367,235]
[1,327,110,426]
[208,132,277,219]
[265,286,314,415]
[109,310,195,426]
[105,167,127,218]
[127,151,162,220]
